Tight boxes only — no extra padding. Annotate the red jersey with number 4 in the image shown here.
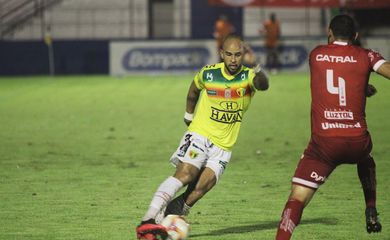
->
[309,41,385,137]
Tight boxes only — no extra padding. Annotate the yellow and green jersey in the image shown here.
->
[188,62,257,151]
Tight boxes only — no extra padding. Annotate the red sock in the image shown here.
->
[357,156,376,208]
[276,199,304,240]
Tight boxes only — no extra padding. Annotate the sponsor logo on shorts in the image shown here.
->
[310,171,326,182]
[219,160,227,169]
[178,134,192,157]
[324,110,354,120]
[321,122,361,130]
[189,150,198,159]
[192,143,204,153]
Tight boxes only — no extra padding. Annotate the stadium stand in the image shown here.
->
[0,0,62,39]
[2,0,148,39]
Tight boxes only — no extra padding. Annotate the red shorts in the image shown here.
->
[292,133,372,189]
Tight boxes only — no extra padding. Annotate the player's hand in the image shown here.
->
[366,84,377,97]
[243,43,257,67]
[184,119,192,126]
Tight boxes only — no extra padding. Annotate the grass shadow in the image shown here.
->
[190,217,338,238]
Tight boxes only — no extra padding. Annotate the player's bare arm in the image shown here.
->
[367,62,390,98]
[184,80,201,126]
[253,67,269,91]
[243,43,269,91]
[243,43,256,67]
[376,61,390,79]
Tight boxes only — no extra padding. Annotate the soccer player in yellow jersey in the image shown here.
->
[136,34,269,240]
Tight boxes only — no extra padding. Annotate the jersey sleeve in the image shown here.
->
[366,49,386,72]
[193,68,205,90]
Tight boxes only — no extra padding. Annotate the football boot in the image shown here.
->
[365,207,382,233]
[136,219,168,240]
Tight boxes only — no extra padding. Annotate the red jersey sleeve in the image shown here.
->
[366,48,386,72]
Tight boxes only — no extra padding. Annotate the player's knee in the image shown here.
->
[290,184,316,206]
[366,156,376,168]
[289,195,310,207]
[173,172,195,186]
[174,163,199,185]
[359,155,376,169]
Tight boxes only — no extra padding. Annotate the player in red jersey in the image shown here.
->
[275,14,390,240]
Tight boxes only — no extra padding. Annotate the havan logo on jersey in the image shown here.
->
[210,107,243,124]
[316,54,357,63]
[324,109,354,120]
[219,101,239,111]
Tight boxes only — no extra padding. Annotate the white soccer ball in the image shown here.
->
[160,215,190,240]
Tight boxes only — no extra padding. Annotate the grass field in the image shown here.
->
[0,73,389,240]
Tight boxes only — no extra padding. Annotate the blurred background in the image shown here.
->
[0,0,389,76]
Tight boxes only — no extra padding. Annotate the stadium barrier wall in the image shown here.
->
[110,39,314,75]
[1,37,389,76]
[110,37,390,75]
[0,40,108,76]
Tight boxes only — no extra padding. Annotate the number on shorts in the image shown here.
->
[178,134,192,157]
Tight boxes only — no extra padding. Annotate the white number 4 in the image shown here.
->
[326,69,346,106]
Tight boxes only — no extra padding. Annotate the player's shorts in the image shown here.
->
[292,133,373,189]
[170,131,232,182]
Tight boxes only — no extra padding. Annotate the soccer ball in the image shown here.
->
[160,215,189,240]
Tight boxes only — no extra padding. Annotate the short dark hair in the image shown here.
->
[329,14,356,40]
[222,34,242,45]
[221,34,243,51]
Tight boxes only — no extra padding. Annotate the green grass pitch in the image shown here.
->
[0,73,389,240]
